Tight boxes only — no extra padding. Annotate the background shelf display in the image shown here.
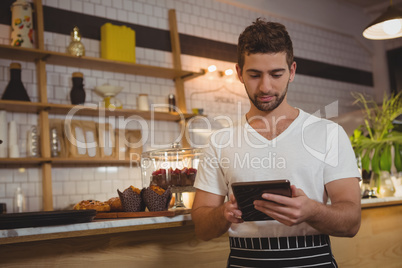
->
[0,0,202,211]
[0,100,200,121]
[0,44,204,80]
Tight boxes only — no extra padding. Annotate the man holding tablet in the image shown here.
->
[192,19,361,267]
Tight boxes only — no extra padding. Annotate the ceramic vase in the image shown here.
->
[10,0,34,48]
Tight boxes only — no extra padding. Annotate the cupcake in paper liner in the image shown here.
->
[142,185,172,211]
[117,186,145,212]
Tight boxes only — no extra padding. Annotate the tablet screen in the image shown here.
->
[231,180,292,221]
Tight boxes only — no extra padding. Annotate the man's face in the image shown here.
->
[236,52,296,112]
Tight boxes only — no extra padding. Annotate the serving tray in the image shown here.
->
[94,209,191,219]
[0,210,97,229]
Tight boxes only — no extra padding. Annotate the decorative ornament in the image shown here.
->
[67,26,85,57]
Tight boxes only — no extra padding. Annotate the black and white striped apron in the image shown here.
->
[228,234,338,268]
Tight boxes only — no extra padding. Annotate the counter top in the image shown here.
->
[0,213,193,245]
[1,196,401,245]
[361,195,402,208]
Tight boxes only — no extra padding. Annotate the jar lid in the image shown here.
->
[72,72,83,78]
[11,0,30,9]
[10,62,21,69]
[141,144,203,161]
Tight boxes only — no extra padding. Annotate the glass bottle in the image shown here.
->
[70,72,86,105]
[67,26,85,57]
[168,94,176,112]
[0,203,6,214]
[361,169,375,198]
[1,62,31,101]
[378,171,396,197]
[14,187,26,213]
[50,128,60,157]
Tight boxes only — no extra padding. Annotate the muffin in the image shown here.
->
[117,186,145,212]
[142,185,172,211]
[106,197,123,212]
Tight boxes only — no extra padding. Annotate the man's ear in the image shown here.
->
[235,64,244,83]
[289,61,297,82]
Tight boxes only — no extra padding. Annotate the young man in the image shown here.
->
[191,19,361,267]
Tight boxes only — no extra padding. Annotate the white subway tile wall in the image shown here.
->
[1,0,376,211]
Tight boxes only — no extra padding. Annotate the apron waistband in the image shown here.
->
[229,234,329,250]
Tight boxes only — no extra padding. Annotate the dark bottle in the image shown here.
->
[168,94,176,112]
[70,72,86,105]
[1,62,31,101]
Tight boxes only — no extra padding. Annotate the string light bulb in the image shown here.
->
[207,65,217,72]
[224,69,233,76]
[219,68,234,77]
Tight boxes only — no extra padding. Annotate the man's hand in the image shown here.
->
[253,178,361,237]
[253,185,315,226]
[224,194,244,224]
[192,190,244,241]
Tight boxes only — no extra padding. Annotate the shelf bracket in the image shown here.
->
[40,54,51,62]
[180,69,206,82]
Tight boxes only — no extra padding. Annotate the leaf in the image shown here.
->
[353,129,361,139]
[350,91,402,173]
[371,146,381,175]
[379,143,392,172]
[361,149,371,171]
[351,91,402,142]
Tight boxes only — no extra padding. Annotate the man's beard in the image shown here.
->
[245,82,289,112]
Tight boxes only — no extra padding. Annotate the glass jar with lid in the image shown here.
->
[141,143,203,208]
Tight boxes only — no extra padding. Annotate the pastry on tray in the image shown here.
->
[117,186,145,212]
[142,185,172,212]
[73,200,111,212]
[106,197,123,212]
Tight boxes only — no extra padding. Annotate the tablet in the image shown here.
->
[231,180,292,221]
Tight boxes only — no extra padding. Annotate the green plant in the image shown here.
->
[350,91,402,174]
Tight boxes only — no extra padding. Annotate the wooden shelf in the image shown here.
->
[0,44,204,80]
[50,157,138,167]
[0,100,198,121]
[0,157,46,167]
[0,100,46,114]
[0,45,46,62]
[46,103,196,121]
[0,157,138,167]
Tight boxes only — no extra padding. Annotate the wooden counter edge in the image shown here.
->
[361,198,402,209]
[0,219,193,245]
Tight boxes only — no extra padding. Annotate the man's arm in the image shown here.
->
[307,177,361,236]
[254,177,361,237]
[191,189,243,241]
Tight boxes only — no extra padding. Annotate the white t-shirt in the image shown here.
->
[194,109,361,238]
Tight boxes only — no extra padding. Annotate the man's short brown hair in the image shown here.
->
[237,19,294,72]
